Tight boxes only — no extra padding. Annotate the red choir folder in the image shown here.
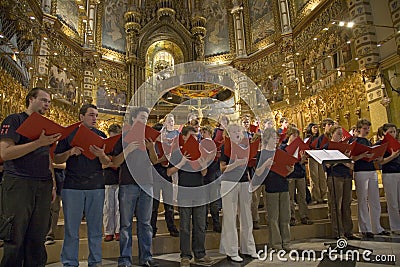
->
[350,142,388,162]
[213,128,224,149]
[70,125,121,160]
[199,138,217,156]
[16,112,81,141]
[223,137,259,160]
[278,133,287,144]
[341,127,352,142]
[123,121,161,150]
[270,149,299,177]
[382,133,400,153]
[311,135,329,149]
[181,135,201,160]
[285,136,310,158]
[327,141,352,154]
[250,124,259,133]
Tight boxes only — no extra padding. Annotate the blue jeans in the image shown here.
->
[179,205,207,259]
[61,189,105,267]
[118,184,153,266]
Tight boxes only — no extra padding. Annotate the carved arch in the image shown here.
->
[137,19,194,61]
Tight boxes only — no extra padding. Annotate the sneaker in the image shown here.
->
[180,258,190,267]
[290,218,296,226]
[104,235,114,242]
[253,221,260,230]
[142,259,159,267]
[301,217,313,225]
[169,228,179,237]
[227,255,243,262]
[194,255,212,264]
[115,233,120,241]
[44,238,56,245]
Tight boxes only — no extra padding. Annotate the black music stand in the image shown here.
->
[305,149,369,252]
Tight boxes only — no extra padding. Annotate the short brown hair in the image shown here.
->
[286,126,300,137]
[321,118,334,127]
[382,123,397,132]
[79,103,97,118]
[327,125,342,139]
[25,87,51,108]
[181,125,196,136]
[108,123,122,134]
[356,118,371,129]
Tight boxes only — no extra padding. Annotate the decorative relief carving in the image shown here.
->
[271,74,367,129]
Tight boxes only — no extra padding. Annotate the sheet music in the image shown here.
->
[305,149,351,165]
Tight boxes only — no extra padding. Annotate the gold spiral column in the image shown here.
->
[388,0,400,54]
[125,10,145,106]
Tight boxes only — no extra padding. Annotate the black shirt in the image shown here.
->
[375,140,400,173]
[322,142,352,178]
[113,137,153,185]
[219,145,249,183]
[256,149,288,193]
[169,149,204,187]
[104,167,119,185]
[55,127,106,190]
[354,137,376,172]
[0,112,52,180]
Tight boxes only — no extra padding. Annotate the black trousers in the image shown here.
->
[0,175,52,267]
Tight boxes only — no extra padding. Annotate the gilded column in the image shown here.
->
[34,37,50,88]
[125,10,144,105]
[347,0,379,74]
[388,0,400,54]
[278,0,291,33]
[82,59,95,104]
[231,0,246,57]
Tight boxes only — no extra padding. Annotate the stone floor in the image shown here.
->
[46,234,400,266]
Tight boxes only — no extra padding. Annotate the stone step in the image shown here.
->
[9,214,391,264]
[52,197,388,239]
[56,184,386,220]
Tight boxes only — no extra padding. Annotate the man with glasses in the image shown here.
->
[0,87,61,266]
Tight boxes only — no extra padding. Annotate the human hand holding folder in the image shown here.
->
[270,149,298,177]
[327,141,352,154]
[16,112,81,141]
[382,133,400,153]
[286,136,310,159]
[71,125,121,160]
[350,142,388,162]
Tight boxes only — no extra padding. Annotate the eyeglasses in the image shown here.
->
[36,97,51,104]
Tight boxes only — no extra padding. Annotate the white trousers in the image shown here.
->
[219,181,256,257]
[382,173,400,231]
[354,171,384,234]
[103,184,120,235]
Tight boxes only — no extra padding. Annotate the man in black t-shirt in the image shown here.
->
[167,126,212,267]
[54,104,111,267]
[0,87,61,267]
[110,107,159,267]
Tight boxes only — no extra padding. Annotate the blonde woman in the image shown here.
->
[219,124,257,262]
